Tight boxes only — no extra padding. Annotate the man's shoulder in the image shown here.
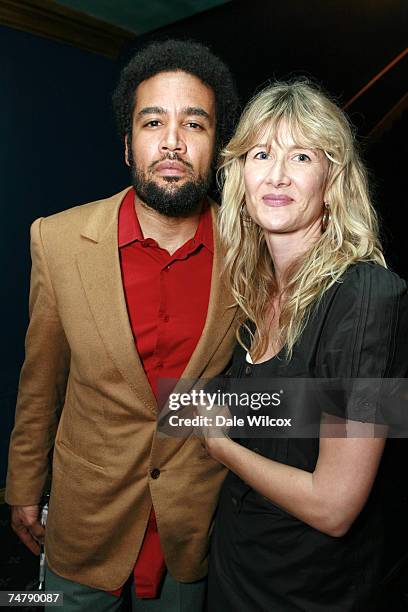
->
[40,187,131,231]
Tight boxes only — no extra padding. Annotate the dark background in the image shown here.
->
[1,0,407,605]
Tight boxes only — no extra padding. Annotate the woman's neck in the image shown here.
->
[264,222,322,289]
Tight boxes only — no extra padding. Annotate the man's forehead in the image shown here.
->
[134,71,215,113]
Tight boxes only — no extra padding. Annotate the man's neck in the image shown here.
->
[134,198,204,256]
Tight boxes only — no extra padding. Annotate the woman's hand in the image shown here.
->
[194,401,233,460]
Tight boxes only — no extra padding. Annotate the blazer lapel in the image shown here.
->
[76,188,157,413]
[181,204,237,382]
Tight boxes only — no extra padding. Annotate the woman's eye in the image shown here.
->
[145,120,161,127]
[254,151,269,160]
[294,153,311,162]
[186,122,202,129]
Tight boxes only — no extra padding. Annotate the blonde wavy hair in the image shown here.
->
[218,79,385,361]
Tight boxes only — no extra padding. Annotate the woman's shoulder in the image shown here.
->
[334,261,407,303]
[315,261,408,378]
[341,260,405,285]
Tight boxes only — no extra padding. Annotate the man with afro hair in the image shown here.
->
[6,39,239,611]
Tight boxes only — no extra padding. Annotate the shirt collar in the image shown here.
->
[193,201,214,254]
[118,188,143,248]
[118,187,214,253]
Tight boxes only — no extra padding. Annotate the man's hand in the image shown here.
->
[11,505,45,555]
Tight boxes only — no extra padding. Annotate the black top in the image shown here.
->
[208,262,408,612]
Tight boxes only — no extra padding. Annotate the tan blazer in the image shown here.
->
[6,187,237,590]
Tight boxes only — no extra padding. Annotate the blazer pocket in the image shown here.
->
[55,439,106,472]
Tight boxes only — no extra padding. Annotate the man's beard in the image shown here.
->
[130,156,211,218]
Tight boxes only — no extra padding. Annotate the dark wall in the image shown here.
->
[368,112,408,276]
[126,0,406,128]
[0,24,128,485]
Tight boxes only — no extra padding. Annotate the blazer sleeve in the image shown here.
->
[5,218,70,506]
[315,263,408,425]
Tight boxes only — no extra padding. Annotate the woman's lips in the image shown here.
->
[262,194,294,207]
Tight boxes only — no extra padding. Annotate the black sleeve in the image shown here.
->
[316,262,408,424]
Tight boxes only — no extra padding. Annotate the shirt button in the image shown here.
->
[244,365,252,376]
[150,468,161,480]
[163,315,169,322]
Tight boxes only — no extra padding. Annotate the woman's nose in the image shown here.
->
[265,158,291,187]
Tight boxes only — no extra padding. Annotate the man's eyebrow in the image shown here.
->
[137,105,211,121]
[137,106,167,117]
[182,107,211,120]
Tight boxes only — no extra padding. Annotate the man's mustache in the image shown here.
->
[148,154,194,173]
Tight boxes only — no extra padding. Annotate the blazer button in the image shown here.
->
[150,468,161,480]
[244,365,252,376]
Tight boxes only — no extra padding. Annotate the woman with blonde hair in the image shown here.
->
[202,80,408,610]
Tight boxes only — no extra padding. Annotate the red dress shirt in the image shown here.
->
[111,188,213,598]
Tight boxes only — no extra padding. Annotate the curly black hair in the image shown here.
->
[113,39,239,161]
